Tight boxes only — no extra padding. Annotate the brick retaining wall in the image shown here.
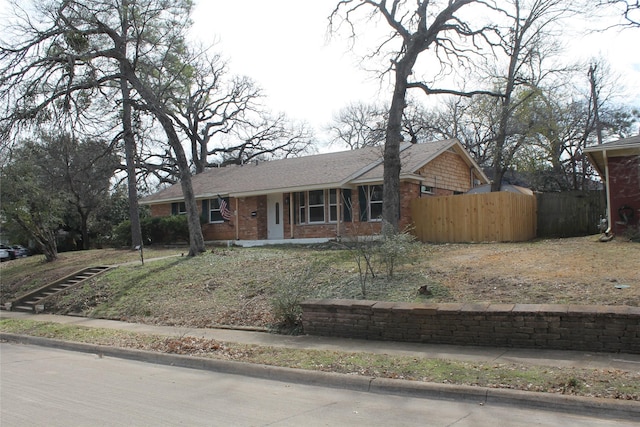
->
[300,299,640,354]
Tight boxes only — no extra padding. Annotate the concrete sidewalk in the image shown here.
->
[2,310,640,420]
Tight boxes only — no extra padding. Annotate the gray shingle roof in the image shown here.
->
[140,139,486,204]
[584,135,640,177]
[584,135,640,152]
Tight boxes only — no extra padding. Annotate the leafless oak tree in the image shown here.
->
[330,0,503,230]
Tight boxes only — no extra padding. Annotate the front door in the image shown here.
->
[267,193,284,240]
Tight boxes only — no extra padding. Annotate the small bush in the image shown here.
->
[378,227,421,278]
[111,215,189,247]
[271,262,323,334]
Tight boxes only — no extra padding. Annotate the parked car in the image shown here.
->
[0,245,16,261]
[11,245,30,257]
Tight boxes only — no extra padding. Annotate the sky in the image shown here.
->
[1,0,638,142]
[190,0,380,139]
[191,0,640,141]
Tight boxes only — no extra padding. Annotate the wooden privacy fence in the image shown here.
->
[536,191,605,237]
[411,192,537,243]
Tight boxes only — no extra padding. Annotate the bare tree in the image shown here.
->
[330,0,502,231]
[597,0,640,27]
[216,112,314,166]
[169,50,260,174]
[326,99,444,150]
[327,101,387,149]
[486,0,573,191]
[162,47,314,177]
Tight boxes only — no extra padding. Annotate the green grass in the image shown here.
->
[1,318,638,401]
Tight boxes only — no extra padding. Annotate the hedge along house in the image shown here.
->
[140,139,489,243]
[584,135,640,236]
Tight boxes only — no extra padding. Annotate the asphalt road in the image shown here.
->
[1,343,636,427]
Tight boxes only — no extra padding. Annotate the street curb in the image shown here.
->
[2,333,639,421]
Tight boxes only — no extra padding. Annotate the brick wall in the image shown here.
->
[150,204,171,217]
[301,299,640,354]
[232,196,267,240]
[608,155,640,235]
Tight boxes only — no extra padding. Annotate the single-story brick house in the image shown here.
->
[140,139,489,242]
[584,135,640,236]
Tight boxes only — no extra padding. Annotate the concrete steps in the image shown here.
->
[6,266,112,313]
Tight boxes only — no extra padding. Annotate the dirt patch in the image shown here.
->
[426,236,640,306]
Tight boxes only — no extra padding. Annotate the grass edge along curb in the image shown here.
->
[2,332,639,422]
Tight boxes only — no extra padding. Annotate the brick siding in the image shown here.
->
[301,299,640,354]
[147,150,479,241]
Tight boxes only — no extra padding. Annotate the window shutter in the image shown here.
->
[358,186,368,221]
[171,203,178,215]
[201,199,209,222]
[342,189,352,222]
[293,192,298,224]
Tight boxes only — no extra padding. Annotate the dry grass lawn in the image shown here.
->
[427,236,639,306]
[1,236,638,329]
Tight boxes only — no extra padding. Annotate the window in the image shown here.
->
[420,185,434,194]
[171,202,186,215]
[358,185,383,222]
[295,189,349,224]
[329,189,338,222]
[368,185,383,221]
[208,197,230,223]
[308,190,325,223]
[297,192,306,224]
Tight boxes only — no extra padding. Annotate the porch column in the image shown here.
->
[337,188,342,238]
[289,193,295,239]
[235,198,239,240]
[603,150,612,234]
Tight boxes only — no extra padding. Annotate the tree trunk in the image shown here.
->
[117,47,205,255]
[118,5,143,250]
[157,113,206,256]
[16,217,58,262]
[80,211,90,250]
[120,76,143,249]
[383,54,417,232]
[589,64,603,145]
[40,231,59,262]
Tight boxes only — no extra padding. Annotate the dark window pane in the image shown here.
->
[370,202,383,220]
[309,206,324,222]
[370,185,383,201]
[308,190,324,205]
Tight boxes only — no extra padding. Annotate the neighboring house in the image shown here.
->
[584,135,640,236]
[140,139,489,242]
